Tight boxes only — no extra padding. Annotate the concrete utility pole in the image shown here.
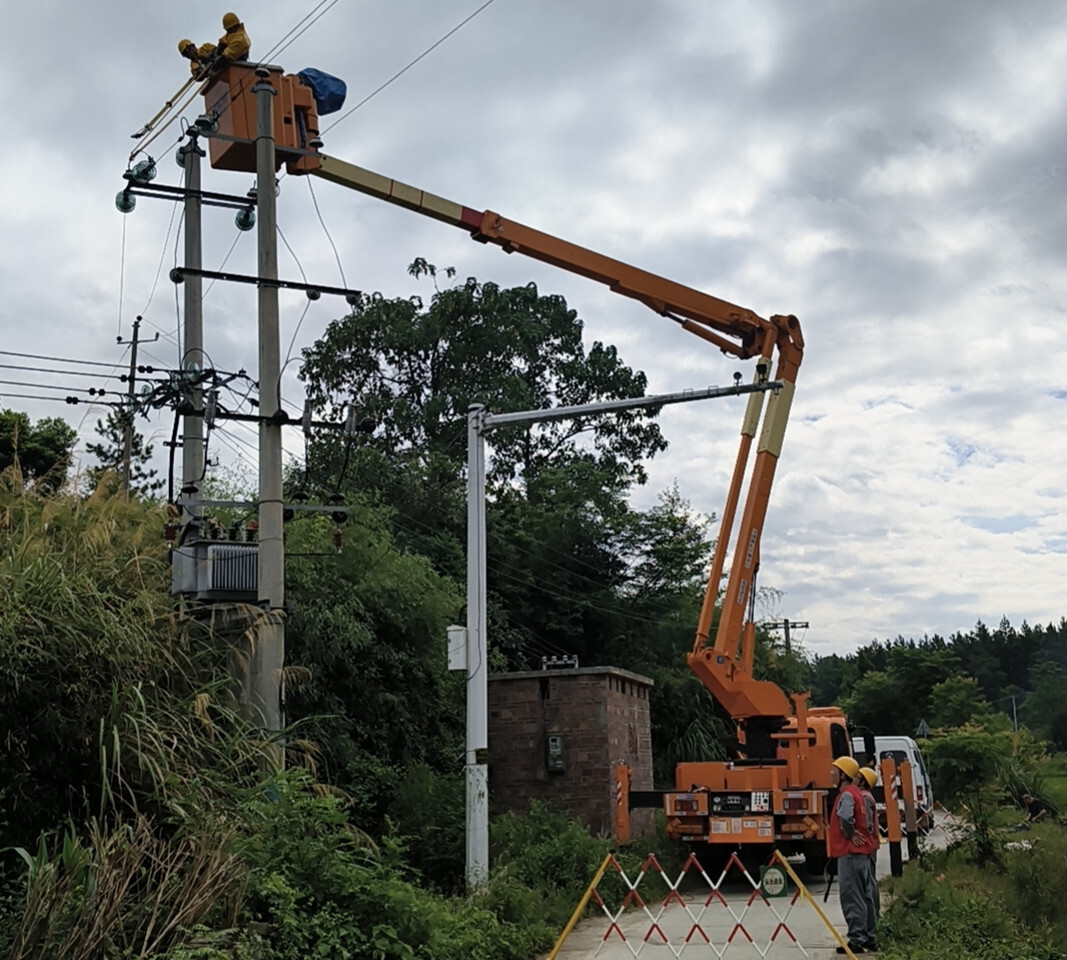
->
[462,379,779,890]
[766,617,809,655]
[253,67,285,765]
[179,131,205,518]
[118,315,158,499]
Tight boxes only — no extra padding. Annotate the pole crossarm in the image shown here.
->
[482,381,781,431]
[170,266,361,302]
[120,179,256,210]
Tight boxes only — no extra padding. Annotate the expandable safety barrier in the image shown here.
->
[919,801,965,844]
[546,849,863,959]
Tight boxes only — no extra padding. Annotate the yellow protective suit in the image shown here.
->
[178,39,217,77]
[217,15,251,63]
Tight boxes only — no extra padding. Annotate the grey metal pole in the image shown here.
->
[254,67,285,766]
[180,132,205,518]
[459,381,776,885]
[466,404,489,888]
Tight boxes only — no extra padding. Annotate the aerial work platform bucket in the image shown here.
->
[201,62,321,174]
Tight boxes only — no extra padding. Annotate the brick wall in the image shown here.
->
[488,666,654,837]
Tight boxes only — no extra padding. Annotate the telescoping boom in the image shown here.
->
[192,62,848,870]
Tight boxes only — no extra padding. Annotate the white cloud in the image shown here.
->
[3,1,1067,654]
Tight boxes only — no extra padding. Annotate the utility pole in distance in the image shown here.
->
[117,315,158,499]
[765,617,809,655]
[253,67,285,768]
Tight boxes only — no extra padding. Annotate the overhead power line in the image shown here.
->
[0,391,119,407]
[322,0,499,134]
[0,361,142,381]
[0,349,129,369]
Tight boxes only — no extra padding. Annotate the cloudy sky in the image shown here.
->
[2,1,1066,657]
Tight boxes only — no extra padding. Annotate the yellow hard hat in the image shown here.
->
[223,12,241,29]
[858,766,878,788]
[178,38,196,53]
[832,756,860,780]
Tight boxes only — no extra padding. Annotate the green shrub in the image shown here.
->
[880,865,1048,959]
[234,771,546,960]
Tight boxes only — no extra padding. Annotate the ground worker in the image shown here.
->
[177,14,250,79]
[857,766,881,933]
[1022,793,1048,825]
[829,756,878,954]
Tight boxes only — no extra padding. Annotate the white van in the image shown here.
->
[851,735,935,831]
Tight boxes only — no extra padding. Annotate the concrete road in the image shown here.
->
[548,817,955,960]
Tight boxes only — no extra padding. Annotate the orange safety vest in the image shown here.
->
[828,783,877,857]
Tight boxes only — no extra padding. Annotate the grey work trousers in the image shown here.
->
[838,853,877,945]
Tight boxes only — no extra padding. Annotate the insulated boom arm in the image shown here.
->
[309,153,804,724]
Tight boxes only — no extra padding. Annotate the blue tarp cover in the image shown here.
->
[297,68,347,115]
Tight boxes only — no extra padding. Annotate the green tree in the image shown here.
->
[299,266,670,665]
[283,506,465,827]
[928,675,991,729]
[85,407,164,497]
[0,408,76,492]
[1020,660,1067,749]
[299,267,665,545]
[839,643,960,733]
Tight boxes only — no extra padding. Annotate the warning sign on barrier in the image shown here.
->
[759,864,788,898]
[545,849,864,959]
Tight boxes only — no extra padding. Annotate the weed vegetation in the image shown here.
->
[0,476,660,959]
[879,825,1067,960]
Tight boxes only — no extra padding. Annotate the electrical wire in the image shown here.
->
[139,198,182,318]
[0,378,117,397]
[307,177,347,288]
[117,216,128,337]
[261,0,342,63]
[322,0,499,135]
[391,507,697,625]
[0,362,132,381]
[0,391,119,408]
[277,224,309,285]
[172,208,186,365]
[259,0,332,62]
[204,230,246,298]
[0,350,134,369]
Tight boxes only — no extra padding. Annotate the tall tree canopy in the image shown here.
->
[0,408,76,492]
[298,267,673,658]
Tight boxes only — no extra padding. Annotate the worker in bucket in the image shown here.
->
[216,13,251,63]
[178,39,217,77]
[177,14,250,78]
[829,756,878,954]
[857,766,881,934]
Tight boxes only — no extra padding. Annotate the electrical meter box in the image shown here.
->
[546,734,565,773]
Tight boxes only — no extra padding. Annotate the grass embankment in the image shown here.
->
[878,815,1067,959]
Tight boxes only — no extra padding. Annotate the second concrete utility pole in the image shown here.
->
[254,68,285,766]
